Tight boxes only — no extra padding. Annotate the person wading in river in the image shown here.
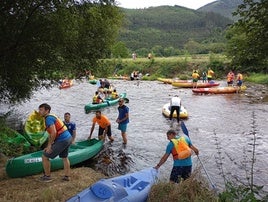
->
[154,129,199,183]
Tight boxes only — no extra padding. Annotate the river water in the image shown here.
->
[1,79,268,192]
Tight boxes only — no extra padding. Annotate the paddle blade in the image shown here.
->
[181,121,189,137]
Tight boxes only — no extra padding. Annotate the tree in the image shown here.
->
[0,0,122,103]
[226,0,268,72]
[111,41,129,58]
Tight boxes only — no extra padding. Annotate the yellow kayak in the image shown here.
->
[162,103,188,119]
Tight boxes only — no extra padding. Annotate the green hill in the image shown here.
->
[198,0,243,20]
[118,6,233,51]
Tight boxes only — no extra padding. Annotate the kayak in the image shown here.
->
[162,103,188,119]
[192,85,247,94]
[108,76,130,80]
[59,80,73,89]
[24,110,48,147]
[89,79,97,85]
[5,138,103,178]
[157,78,188,84]
[66,167,158,202]
[172,81,220,88]
[84,93,127,113]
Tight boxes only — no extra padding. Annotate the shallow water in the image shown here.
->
[1,79,268,191]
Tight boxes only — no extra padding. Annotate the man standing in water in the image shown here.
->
[116,98,129,145]
[154,129,199,183]
[169,95,181,123]
[38,103,72,182]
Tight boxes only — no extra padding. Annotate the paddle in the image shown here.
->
[181,121,217,191]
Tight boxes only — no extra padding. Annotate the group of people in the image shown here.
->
[92,89,119,104]
[226,70,243,87]
[192,68,215,88]
[37,98,129,182]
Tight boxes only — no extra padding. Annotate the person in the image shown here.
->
[38,103,72,182]
[169,95,181,123]
[111,89,119,99]
[207,68,214,82]
[116,98,129,145]
[201,71,207,83]
[148,53,152,59]
[192,70,199,88]
[88,110,114,142]
[92,91,104,104]
[236,72,243,87]
[227,70,235,86]
[154,129,199,183]
[63,112,76,144]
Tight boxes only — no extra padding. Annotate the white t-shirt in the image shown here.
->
[171,97,181,106]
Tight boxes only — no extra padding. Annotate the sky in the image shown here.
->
[116,0,217,10]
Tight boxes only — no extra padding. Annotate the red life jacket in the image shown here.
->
[45,114,67,138]
[171,137,192,160]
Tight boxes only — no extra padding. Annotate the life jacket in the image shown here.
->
[93,95,98,103]
[171,137,192,160]
[237,73,243,81]
[45,114,67,138]
[111,92,118,99]
[192,72,199,79]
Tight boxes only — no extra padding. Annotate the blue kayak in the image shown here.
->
[67,167,158,202]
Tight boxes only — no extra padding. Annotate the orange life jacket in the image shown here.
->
[45,114,67,138]
[171,137,192,160]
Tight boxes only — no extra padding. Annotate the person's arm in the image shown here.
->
[190,145,199,155]
[88,122,95,140]
[45,124,57,153]
[72,129,76,144]
[154,153,169,170]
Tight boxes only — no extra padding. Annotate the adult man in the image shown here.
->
[154,129,199,183]
[88,110,114,142]
[207,68,214,82]
[63,112,76,144]
[169,95,181,123]
[116,98,129,145]
[38,103,72,182]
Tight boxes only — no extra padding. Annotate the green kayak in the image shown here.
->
[5,138,103,178]
[84,92,127,113]
[24,110,48,147]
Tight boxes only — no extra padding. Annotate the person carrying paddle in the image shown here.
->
[38,103,72,182]
[88,110,114,142]
[169,95,181,123]
[154,129,199,183]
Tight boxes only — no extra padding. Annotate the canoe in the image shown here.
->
[66,167,158,202]
[162,103,188,119]
[89,79,97,85]
[24,110,48,147]
[59,80,73,89]
[192,85,247,94]
[157,78,188,84]
[5,139,103,178]
[84,93,127,113]
[172,81,220,88]
[108,76,130,80]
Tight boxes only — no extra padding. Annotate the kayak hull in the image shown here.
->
[67,167,158,202]
[5,139,103,178]
[162,103,188,119]
[192,86,247,94]
[172,81,220,88]
[84,93,127,113]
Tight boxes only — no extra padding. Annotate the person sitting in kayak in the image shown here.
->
[111,89,119,99]
[92,91,103,104]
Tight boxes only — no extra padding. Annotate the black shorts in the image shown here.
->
[98,125,112,137]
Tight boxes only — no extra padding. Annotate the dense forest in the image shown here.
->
[117,6,233,56]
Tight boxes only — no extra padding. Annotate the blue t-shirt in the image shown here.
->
[45,115,71,142]
[117,105,129,124]
[166,135,193,166]
[64,121,76,136]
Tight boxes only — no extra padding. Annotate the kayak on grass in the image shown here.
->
[66,167,158,202]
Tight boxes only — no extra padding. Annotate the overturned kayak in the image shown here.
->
[5,139,103,178]
[172,81,220,88]
[162,103,188,119]
[67,167,158,202]
[192,85,247,94]
[84,93,127,113]
[24,110,48,147]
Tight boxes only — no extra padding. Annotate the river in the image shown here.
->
[1,79,268,192]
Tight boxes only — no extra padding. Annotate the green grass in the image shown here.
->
[245,73,268,85]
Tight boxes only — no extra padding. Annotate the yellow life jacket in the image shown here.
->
[93,95,98,103]
[111,92,118,99]
[171,137,191,160]
[45,114,67,138]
